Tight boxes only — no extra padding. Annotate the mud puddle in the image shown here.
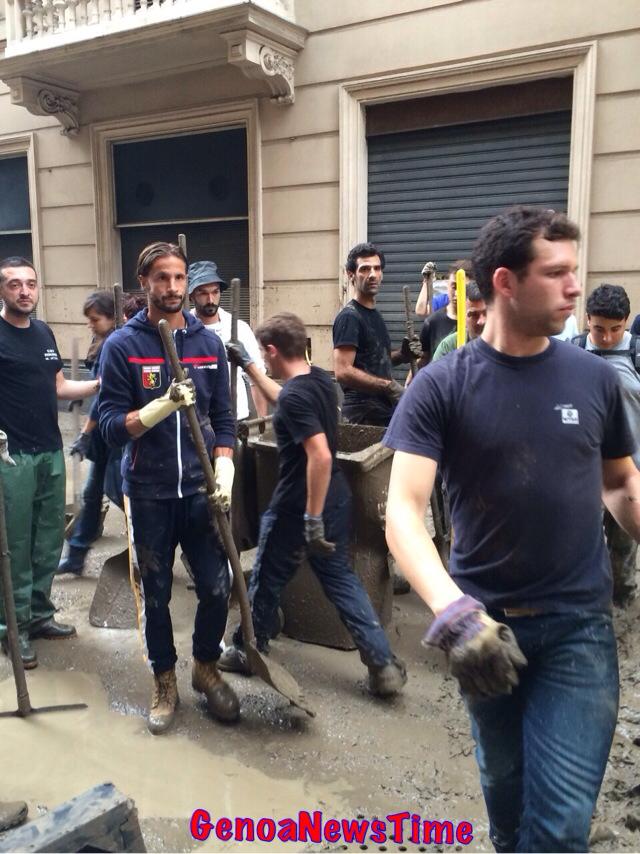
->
[0,411,636,852]
[0,670,349,849]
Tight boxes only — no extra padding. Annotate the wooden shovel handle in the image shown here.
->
[229,278,240,423]
[157,319,256,646]
[113,283,124,329]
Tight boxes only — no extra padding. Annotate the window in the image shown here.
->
[113,128,250,319]
[0,155,33,262]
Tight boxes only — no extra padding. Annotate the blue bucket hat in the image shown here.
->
[188,260,227,295]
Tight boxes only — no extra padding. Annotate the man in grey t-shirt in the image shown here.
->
[576,283,640,604]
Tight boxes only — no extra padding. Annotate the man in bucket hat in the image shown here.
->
[188,260,267,420]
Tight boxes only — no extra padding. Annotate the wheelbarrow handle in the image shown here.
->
[157,320,257,647]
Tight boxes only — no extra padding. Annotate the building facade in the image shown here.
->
[0,0,638,363]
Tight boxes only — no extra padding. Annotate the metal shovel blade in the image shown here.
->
[89,548,137,629]
[244,640,315,717]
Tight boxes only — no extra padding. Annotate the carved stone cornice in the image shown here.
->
[7,76,79,135]
[220,28,297,105]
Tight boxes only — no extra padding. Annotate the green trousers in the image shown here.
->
[0,450,65,635]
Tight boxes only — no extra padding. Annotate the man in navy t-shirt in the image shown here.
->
[384,206,640,852]
[220,312,406,697]
[333,242,421,426]
[0,256,99,670]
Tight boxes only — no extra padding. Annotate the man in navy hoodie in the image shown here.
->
[99,241,238,734]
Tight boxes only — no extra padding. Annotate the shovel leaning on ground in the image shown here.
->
[0,431,88,718]
[157,319,315,717]
[89,282,138,630]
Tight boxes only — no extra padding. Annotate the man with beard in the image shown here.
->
[333,242,420,426]
[0,257,99,668]
[99,242,239,734]
[188,260,267,420]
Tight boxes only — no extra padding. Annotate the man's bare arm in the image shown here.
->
[243,362,282,405]
[386,450,463,615]
[56,370,100,401]
[124,411,151,439]
[333,346,394,395]
[390,348,405,366]
[602,456,640,541]
[250,383,269,417]
[415,281,430,317]
[302,432,332,517]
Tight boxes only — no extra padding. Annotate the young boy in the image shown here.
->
[573,282,640,604]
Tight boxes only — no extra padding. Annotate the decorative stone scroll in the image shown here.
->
[221,28,296,105]
[7,76,80,135]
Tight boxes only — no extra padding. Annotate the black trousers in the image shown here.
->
[127,491,229,674]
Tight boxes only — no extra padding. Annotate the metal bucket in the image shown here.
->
[248,423,393,650]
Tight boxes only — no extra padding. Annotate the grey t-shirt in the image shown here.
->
[586,331,640,468]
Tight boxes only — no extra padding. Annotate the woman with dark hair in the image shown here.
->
[57,291,123,575]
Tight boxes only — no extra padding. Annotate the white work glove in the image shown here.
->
[212,455,235,512]
[139,378,195,429]
[0,430,16,466]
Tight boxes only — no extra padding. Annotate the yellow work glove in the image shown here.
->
[212,456,235,512]
[139,378,195,429]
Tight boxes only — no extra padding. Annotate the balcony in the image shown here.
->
[0,0,306,132]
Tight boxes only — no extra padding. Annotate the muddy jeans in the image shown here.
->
[603,509,638,603]
[233,492,394,668]
[0,450,65,634]
[466,611,619,853]
[127,492,230,674]
[68,452,123,551]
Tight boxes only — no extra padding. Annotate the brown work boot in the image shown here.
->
[368,655,407,698]
[192,659,240,724]
[147,669,179,735]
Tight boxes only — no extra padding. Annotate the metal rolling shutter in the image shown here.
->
[367,111,571,356]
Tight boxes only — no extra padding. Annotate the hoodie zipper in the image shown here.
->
[174,329,183,499]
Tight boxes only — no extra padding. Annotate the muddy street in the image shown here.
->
[0,413,639,853]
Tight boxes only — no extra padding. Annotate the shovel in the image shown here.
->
[0,432,87,718]
[229,277,240,422]
[88,283,138,630]
[157,319,314,717]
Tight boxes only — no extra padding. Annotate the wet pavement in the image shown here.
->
[0,414,638,852]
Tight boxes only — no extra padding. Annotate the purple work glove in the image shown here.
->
[424,595,527,699]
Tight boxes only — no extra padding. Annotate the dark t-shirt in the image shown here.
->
[420,307,457,361]
[270,366,346,513]
[0,315,63,454]
[332,299,394,424]
[384,337,636,612]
